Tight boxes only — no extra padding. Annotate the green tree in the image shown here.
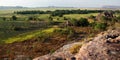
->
[12,15,17,20]
[89,15,95,19]
[78,18,89,27]
[49,16,53,21]
[28,16,37,20]
[70,18,89,27]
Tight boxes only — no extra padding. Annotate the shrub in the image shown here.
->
[90,22,96,27]
[69,18,89,27]
[94,23,107,30]
[78,18,89,27]
[48,21,61,25]
[89,15,95,19]
[28,16,37,20]
[70,19,79,26]
[12,15,17,20]
[116,16,120,22]
[53,27,75,38]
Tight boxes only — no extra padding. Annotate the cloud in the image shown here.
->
[0,0,120,7]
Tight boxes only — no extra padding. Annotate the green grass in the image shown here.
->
[64,13,98,19]
[0,8,99,44]
[4,28,57,43]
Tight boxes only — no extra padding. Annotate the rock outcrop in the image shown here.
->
[75,29,120,60]
[33,42,82,60]
[34,29,120,60]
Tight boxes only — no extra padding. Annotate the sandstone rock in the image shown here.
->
[33,29,120,60]
[75,30,120,60]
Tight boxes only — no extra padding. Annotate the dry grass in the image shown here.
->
[69,44,82,54]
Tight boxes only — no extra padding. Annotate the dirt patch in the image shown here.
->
[0,34,67,60]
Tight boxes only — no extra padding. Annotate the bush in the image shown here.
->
[90,22,96,27]
[12,15,17,20]
[70,19,79,26]
[78,18,89,27]
[94,23,107,30]
[28,16,37,20]
[48,21,61,25]
[89,15,95,19]
[116,16,120,22]
[53,27,75,38]
[69,18,89,27]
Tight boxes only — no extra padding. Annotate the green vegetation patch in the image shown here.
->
[64,13,98,19]
[5,28,56,43]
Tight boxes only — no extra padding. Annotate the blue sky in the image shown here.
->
[0,0,120,7]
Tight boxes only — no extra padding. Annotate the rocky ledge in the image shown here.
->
[34,29,120,60]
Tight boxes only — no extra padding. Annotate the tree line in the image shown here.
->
[14,9,104,17]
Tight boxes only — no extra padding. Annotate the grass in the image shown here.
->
[0,8,99,44]
[69,44,82,54]
[4,28,57,43]
[64,13,98,19]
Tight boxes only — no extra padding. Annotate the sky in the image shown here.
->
[0,0,120,7]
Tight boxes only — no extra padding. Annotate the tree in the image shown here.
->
[12,15,17,20]
[28,16,37,20]
[69,18,89,27]
[78,18,89,27]
[49,16,53,21]
[89,15,95,19]
[2,17,6,21]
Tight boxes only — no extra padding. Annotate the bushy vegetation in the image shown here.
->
[12,15,17,20]
[15,9,104,17]
[70,18,89,27]
[54,27,76,38]
[94,23,107,30]
[89,15,96,19]
[54,27,74,35]
[5,28,55,43]
[1,9,120,59]
[0,9,119,44]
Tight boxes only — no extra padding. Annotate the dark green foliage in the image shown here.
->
[78,18,89,27]
[2,17,6,21]
[12,15,17,20]
[90,21,107,30]
[70,18,89,27]
[101,16,108,22]
[116,16,120,22]
[70,19,79,26]
[50,10,103,16]
[63,17,68,20]
[54,27,75,36]
[15,10,104,17]
[49,16,53,21]
[89,15,96,19]
[28,16,37,20]
[101,16,114,23]
[14,10,47,14]
[48,21,61,25]
[90,22,96,27]
[94,23,107,30]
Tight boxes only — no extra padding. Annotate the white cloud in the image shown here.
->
[0,0,120,7]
